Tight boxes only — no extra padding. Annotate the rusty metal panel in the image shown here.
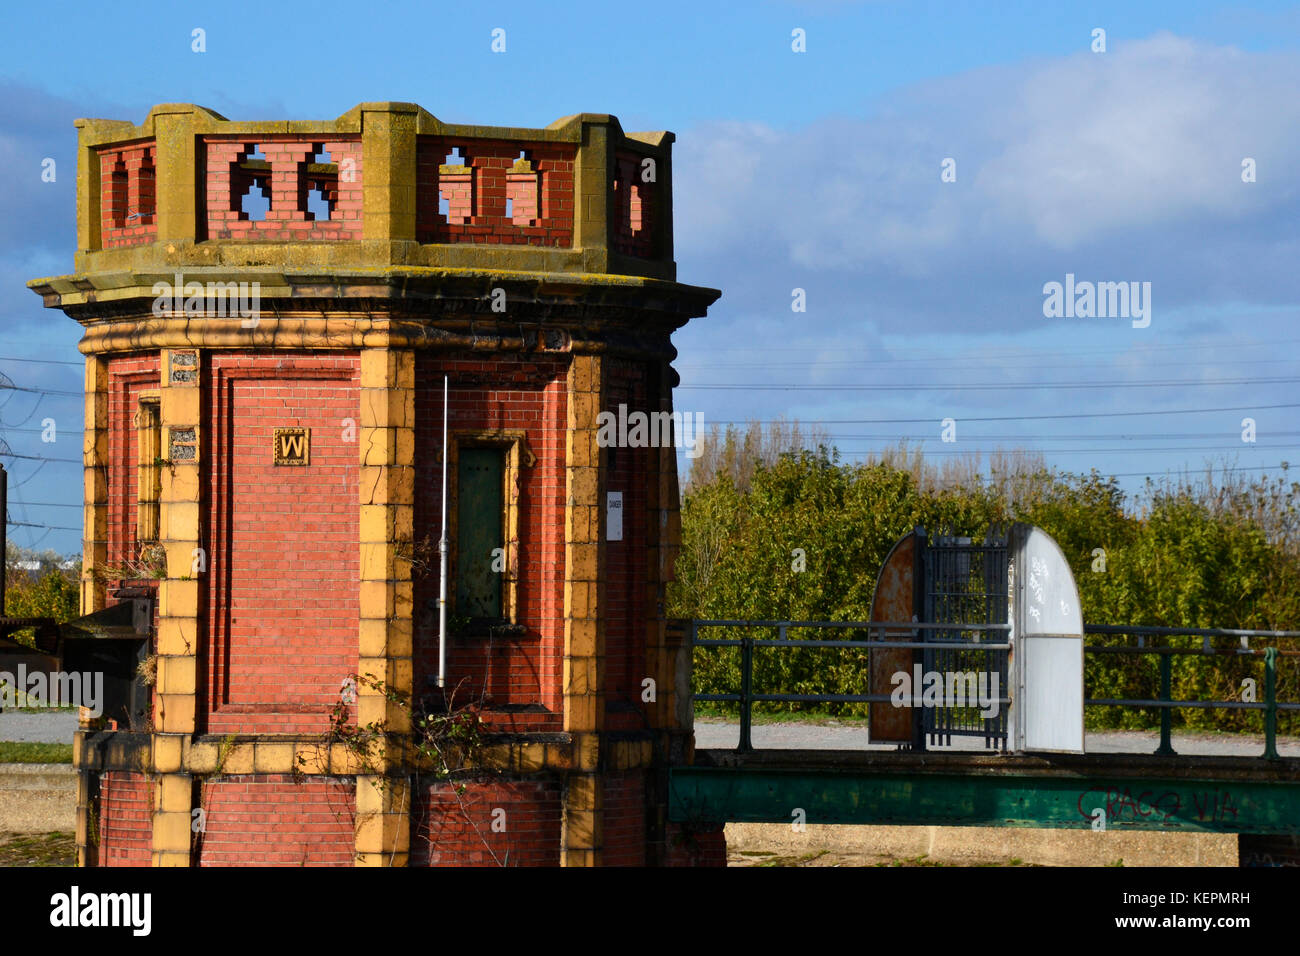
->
[868,532,915,743]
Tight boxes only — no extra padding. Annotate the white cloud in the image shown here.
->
[977,33,1299,246]
[674,32,1300,277]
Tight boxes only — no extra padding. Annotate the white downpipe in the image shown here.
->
[437,374,449,688]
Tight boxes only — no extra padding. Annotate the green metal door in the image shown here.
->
[456,447,503,619]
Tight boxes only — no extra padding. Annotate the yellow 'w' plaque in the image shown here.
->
[274,427,310,465]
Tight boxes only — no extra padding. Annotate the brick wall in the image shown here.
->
[412,778,562,866]
[664,822,727,867]
[98,141,157,249]
[197,775,356,866]
[202,136,362,241]
[604,363,650,732]
[98,771,152,866]
[106,354,161,579]
[204,352,360,734]
[602,771,647,866]
[412,353,568,730]
[415,138,575,246]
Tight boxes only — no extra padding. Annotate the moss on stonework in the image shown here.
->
[0,832,76,867]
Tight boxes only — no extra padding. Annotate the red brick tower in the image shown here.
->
[29,103,721,866]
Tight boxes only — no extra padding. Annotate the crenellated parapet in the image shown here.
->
[63,102,674,281]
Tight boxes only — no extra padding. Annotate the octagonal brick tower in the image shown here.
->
[28,102,721,867]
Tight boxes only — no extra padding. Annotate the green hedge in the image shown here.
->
[670,451,1300,733]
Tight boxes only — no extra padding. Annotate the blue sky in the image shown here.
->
[1,0,1299,554]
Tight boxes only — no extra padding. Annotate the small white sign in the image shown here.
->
[606,491,623,541]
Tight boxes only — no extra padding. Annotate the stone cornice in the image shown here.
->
[30,266,718,315]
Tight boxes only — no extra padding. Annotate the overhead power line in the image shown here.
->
[798,431,1300,442]
[680,377,1300,391]
[704,402,1300,425]
[820,443,1300,456]
[0,356,82,367]
[0,384,81,397]
[678,358,1300,372]
[690,337,1300,359]
[1106,465,1293,479]
[0,451,81,464]
[0,425,85,435]
[4,519,80,531]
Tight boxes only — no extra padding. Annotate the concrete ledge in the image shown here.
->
[727,822,1238,867]
[0,763,76,834]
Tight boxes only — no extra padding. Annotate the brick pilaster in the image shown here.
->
[82,356,109,615]
[361,104,418,245]
[574,122,612,274]
[355,348,415,866]
[644,361,681,732]
[151,347,202,865]
[562,353,605,865]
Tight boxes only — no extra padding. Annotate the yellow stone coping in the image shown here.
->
[72,102,671,150]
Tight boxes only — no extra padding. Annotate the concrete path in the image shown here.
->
[0,711,79,744]
[0,764,76,833]
[693,718,1300,757]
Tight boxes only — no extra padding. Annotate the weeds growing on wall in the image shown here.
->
[296,673,485,787]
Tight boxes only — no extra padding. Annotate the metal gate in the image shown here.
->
[919,527,1011,750]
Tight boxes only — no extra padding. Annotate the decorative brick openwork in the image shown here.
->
[613,150,656,258]
[99,141,157,248]
[415,138,575,246]
[202,136,362,240]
